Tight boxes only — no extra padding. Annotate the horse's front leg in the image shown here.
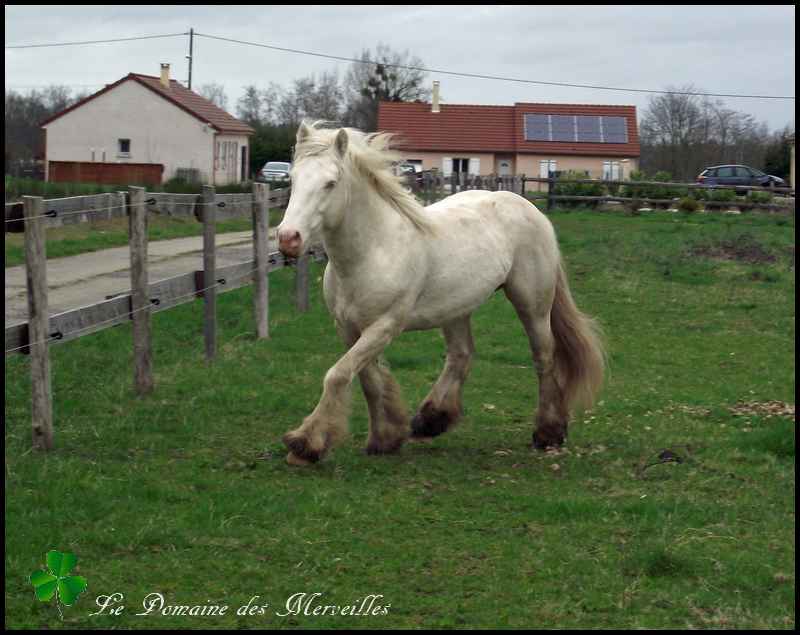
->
[283,316,401,465]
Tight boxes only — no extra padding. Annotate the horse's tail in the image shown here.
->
[550,260,606,413]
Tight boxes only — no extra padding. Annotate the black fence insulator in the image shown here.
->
[45,210,58,218]
[146,198,157,205]
[50,331,64,340]
[216,278,226,285]
[217,201,227,208]
[150,298,161,306]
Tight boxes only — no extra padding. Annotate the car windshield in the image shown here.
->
[264,162,290,171]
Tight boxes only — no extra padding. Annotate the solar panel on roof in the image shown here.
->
[523,113,628,143]
[550,115,575,142]
[576,116,602,142]
[601,116,628,143]
[524,114,549,141]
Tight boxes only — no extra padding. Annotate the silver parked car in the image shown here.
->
[260,161,292,183]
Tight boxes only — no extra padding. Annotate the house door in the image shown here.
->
[498,159,512,176]
[241,146,248,182]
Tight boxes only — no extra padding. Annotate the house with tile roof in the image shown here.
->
[378,82,640,190]
[41,64,255,186]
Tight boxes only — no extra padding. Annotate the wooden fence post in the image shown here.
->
[547,175,555,211]
[252,182,270,338]
[23,196,54,450]
[202,185,217,361]
[128,186,154,395]
[295,254,310,313]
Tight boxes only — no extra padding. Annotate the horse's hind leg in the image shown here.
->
[361,359,410,455]
[410,316,474,440]
[504,276,569,449]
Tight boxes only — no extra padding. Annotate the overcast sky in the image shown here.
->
[5,5,796,131]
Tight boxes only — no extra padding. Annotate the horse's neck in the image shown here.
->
[322,183,408,275]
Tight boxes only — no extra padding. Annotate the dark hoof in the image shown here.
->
[410,402,458,439]
[365,436,405,456]
[282,432,322,464]
[532,428,566,450]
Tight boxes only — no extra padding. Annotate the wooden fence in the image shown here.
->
[5,182,322,450]
[404,172,795,213]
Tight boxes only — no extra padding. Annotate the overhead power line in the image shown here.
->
[5,32,188,49]
[192,32,795,101]
[5,29,794,101]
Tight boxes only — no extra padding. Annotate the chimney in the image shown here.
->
[432,80,440,113]
[160,63,170,89]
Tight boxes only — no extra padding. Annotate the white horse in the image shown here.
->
[276,121,605,466]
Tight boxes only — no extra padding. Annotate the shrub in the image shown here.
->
[747,190,774,204]
[677,197,700,213]
[552,170,605,208]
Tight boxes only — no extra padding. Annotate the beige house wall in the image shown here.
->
[213,134,251,185]
[516,155,639,192]
[396,149,638,188]
[43,79,250,185]
[43,80,215,184]
[397,150,496,174]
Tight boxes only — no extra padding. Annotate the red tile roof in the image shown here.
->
[41,73,254,136]
[378,101,639,157]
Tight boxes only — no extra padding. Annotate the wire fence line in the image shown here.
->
[4,262,270,354]
[4,189,291,227]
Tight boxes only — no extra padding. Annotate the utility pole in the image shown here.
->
[186,28,194,90]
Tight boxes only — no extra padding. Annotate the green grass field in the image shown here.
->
[4,210,795,629]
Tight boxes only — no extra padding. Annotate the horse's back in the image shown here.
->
[403,190,559,330]
[424,189,557,256]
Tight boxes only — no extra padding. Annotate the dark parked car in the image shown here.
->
[395,161,424,187]
[697,164,786,191]
[259,161,292,184]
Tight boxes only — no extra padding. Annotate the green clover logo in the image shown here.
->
[30,551,87,616]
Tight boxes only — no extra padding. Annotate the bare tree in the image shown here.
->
[236,85,263,126]
[342,43,431,131]
[5,86,89,171]
[198,83,229,111]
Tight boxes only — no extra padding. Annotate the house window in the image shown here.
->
[539,159,557,178]
[602,161,621,180]
[452,158,470,174]
[118,139,131,156]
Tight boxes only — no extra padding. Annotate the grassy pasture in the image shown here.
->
[4,209,795,629]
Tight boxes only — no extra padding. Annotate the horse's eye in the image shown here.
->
[325,181,337,190]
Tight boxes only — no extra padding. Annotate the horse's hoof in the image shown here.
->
[410,404,458,439]
[282,432,323,464]
[286,452,314,466]
[532,430,566,450]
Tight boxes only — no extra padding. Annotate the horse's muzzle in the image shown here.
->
[277,228,303,258]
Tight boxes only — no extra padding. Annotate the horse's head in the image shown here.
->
[277,121,350,258]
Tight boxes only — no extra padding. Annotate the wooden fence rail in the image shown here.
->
[5,181,324,451]
[404,172,795,213]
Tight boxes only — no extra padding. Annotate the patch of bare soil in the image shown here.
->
[688,235,777,264]
[728,400,795,420]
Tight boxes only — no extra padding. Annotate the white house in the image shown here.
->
[41,64,254,186]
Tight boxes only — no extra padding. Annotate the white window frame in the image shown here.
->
[539,159,557,178]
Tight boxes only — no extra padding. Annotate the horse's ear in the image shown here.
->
[334,129,348,158]
[296,121,312,145]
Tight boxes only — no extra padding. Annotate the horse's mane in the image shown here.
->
[293,120,434,234]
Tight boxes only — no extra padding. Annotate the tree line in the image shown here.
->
[638,85,792,181]
[5,57,793,182]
